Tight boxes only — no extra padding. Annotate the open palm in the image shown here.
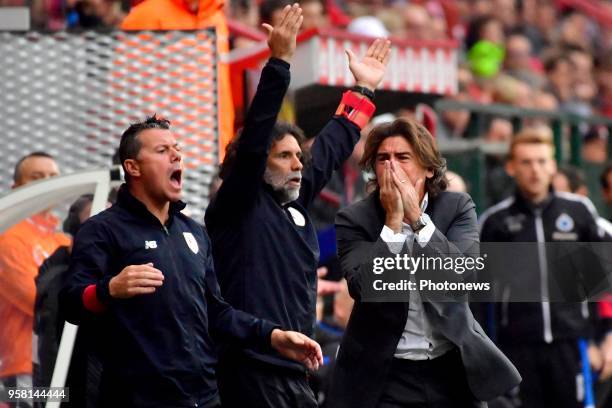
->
[346,38,391,91]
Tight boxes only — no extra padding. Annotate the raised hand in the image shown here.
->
[380,160,404,233]
[262,3,303,63]
[270,329,323,371]
[345,38,392,92]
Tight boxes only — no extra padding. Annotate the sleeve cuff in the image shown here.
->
[83,284,107,314]
[380,225,407,254]
[416,214,435,248]
[268,57,290,69]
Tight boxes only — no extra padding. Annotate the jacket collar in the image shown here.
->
[116,184,186,226]
[513,186,554,213]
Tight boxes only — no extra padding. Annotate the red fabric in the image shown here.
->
[335,91,376,129]
[82,284,107,314]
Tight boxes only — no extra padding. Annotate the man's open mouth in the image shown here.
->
[170,169,182,188]
[288,177,301,187]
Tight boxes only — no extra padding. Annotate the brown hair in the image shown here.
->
[508,127,555,159]
[360,119,448,197]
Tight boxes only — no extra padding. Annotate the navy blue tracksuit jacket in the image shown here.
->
[60,186,277,407]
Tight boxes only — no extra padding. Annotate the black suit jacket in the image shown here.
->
[327,190,521,408]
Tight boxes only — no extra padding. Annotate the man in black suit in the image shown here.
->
[327,119,521,408]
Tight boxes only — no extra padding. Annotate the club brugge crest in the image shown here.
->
[555,213,574,232]
[287,207,306,227]
[183,232,199,254]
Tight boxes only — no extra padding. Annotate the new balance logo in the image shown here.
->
[145,240,157,249]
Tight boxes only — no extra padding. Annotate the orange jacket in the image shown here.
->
[0,215,70,378]
[121,0,234,159]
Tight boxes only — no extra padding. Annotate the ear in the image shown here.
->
[505,160,515,177]
[425,169,434,179]
[124,159,141,179]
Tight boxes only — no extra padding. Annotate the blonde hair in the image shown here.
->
[509,126,555,159]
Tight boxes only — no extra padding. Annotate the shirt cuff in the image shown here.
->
[82,284,107,314]
[380,225,407,254]
[415,214,435,248]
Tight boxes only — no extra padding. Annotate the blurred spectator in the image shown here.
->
[553,165,589,197]
[595,54,612,117]
[0,152,71,393]
[347,15,389,37]
[504,32,544,88]
[402,4,431,41]
[33,195,102,407]
[446,170,467,193]
[601,164,612,218]
[260,0,292,27]
[543,51,573,104]
[436,84,471,139]
[300,0,329,31]
[121,0,235,160]
[466,15,506,78]
[483,118,514,207]
[582,125,609,164]
[65,0,125,28]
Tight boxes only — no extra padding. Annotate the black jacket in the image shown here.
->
[205,58,361,371]
[327,191,521,407]
[60,186,277,407]
[479,189,605,343]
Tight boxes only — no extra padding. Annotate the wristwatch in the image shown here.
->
[411,215,427,233]
[351,85,375,101]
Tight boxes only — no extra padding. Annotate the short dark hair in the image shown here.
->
[220,121,307,180]
[601,163,612,191]
[119,114,170,182]
[360,119,448,197]
[259,0,292,25]
[557,165,586,193]
[63,194,94,237]
[13,151,55,184]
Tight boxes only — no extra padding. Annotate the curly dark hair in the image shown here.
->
[360,118,448,197]
[220,121,308,180]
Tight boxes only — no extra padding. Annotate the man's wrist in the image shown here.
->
[355,82,375,92]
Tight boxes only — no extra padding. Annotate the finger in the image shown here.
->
[277,4,292,28]
[371,38,385,59]
[132,279,164,288]
[345,49,356,66]
[317,267,328,278]
[136,266,164,276]
[292,14,304,33]
[261,23,273,37]
[133,271,165,281]
[365,38,380,58]
[381,40,392,65]
[283,3,300,28]
[128,286,156,296]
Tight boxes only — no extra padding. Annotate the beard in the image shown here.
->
[264,167,301,205]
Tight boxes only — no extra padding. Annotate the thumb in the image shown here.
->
[261,23,273,37]
[345,49,356,65]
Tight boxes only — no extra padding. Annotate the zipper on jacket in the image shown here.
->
[534,209,553,344]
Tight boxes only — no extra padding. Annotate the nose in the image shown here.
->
[172,147,182,162]
[292,155,303,172]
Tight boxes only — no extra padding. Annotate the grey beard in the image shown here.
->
[263,167,301,205]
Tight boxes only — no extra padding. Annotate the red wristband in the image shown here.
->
[335,91,376,129]
[83,284,107,314]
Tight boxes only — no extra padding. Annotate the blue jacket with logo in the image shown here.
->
[60,185,278,407]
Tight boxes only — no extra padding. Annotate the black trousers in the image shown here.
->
[217,354,317,408]
[501,340,583,408]
[377,349,485,408]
